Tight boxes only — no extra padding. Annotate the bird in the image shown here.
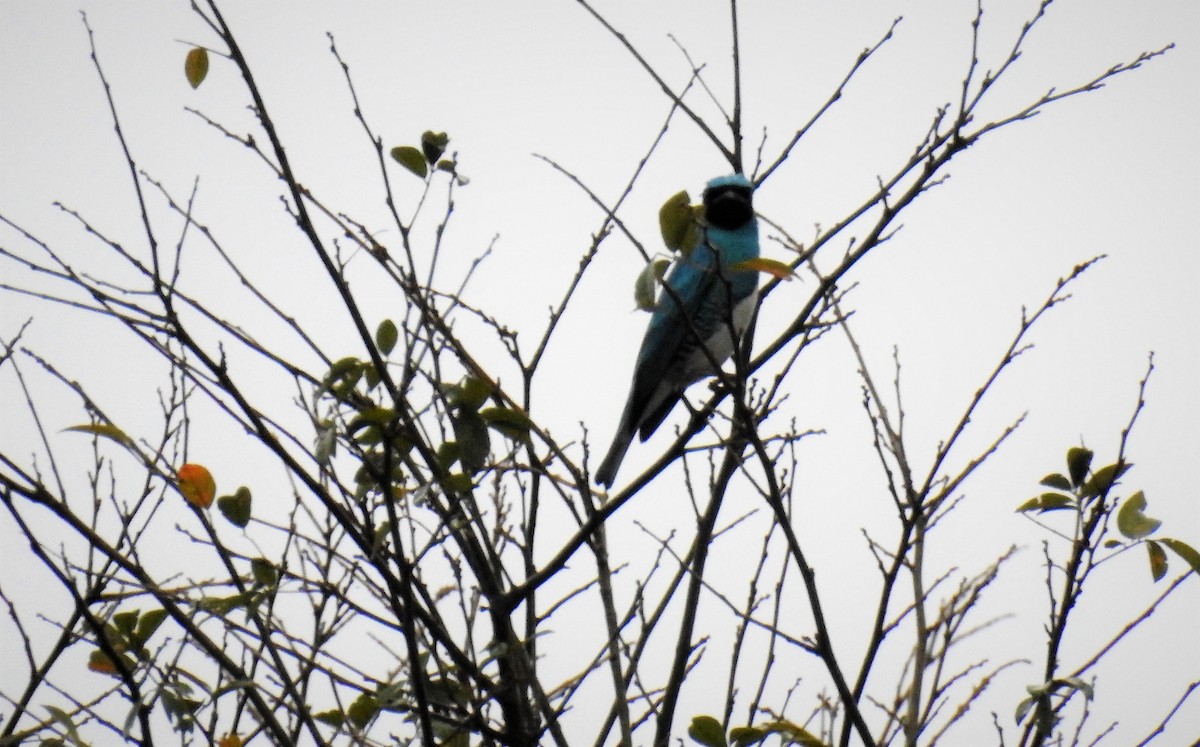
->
[594,173,760,488]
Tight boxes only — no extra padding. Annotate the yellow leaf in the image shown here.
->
[218,735,242,747]
[659,190,700,253]
[65,422,133,446]
[731,257,796,280]
[185,47,209,89]
[633,257,670,311]
[177,463,216,509]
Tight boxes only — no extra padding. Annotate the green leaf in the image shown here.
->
[1117,491,1161,539]
[660,190,701,253]
[1080,461,1130,498]
[1066,446,1093,488]
[161,688,201,732]
[480,406,534,439]
[348,407,395,433]
[134,608,168,646]
[390,146,428,178]
[1039,473,1072,491]
[688,715,727,747]
[451,409,490,474]
[436,441,459,470]
[199,592,252,616]
[442,472,474,494]
[313,709,345,727]
[1146,540,1168,580]
[446,375,492,411]
[217,486,252,528]
[421,130,449,164]
[1161,538,1200,575]
[376,319,399,356]
[64,422,132,447]
[184,47,209,89]
[250,558,277,587]
[44,706,83,746]
[1014,696,1035,724]
[1016,493,1075,513]
[113,610,139,637]
[729,726,768,746]
[634,257,671,311]
[347,693,378,730]
[426,677,471,709]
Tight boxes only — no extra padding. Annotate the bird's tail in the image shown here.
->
[595,426,634,488]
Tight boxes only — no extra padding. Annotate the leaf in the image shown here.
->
[185,47,209,89]
[480,406,534,439]
[217,735,242,747]
[375,318,399,356]
[730,257,796,280]
[313,709,345,727]
[1056,676,1094,700]
[177,464,216,509]
[442,472,474,494]
[1016,493,1075,513]
[64,422,132,447]
[751,720,826,747]
[421,130,449,164]
[161,688,201,732]
[1117,491,1161,540]
[688,715,727,747]
[451,409,490,474]
[1014,695,1035,725]
[199,592,252,615]
[1145,540,1168,580]
[250,558,277,587]
[217,486,252,528]
[729,726,768,746]
[44,706,81,741]
[87,648,119,675]
[446,375,492,411]
[425,677,470,709]
[347,693,378,729]
[390,146,428,178]
[1161,538,1200,575]
[660,190,701,253]
[314,419,337,466]
[1066,446,1093,488]
[134,608,168,646]
[112,610,139,637]
[1039,472,1072,491]
[634,257,671,311]
[1080,461,1130,498]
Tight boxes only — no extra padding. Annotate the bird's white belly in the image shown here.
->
[676,290,758,384]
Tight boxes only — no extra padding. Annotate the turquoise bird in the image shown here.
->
[595,174,760,487]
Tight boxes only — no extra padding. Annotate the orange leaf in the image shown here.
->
[218,735,242,747]
[87,649,119,675]
[178,463,216,509]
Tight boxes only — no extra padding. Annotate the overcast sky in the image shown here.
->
[3,1,1198,744]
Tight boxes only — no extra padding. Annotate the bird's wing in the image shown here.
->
[626,247,720,437]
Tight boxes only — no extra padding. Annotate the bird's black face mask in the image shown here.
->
[703,183,755,231]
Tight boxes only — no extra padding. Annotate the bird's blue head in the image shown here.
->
[703,174,755,231]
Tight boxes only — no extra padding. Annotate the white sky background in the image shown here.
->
[2,0,1198,744]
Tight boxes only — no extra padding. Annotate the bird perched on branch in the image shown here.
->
[595,173,760,488]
